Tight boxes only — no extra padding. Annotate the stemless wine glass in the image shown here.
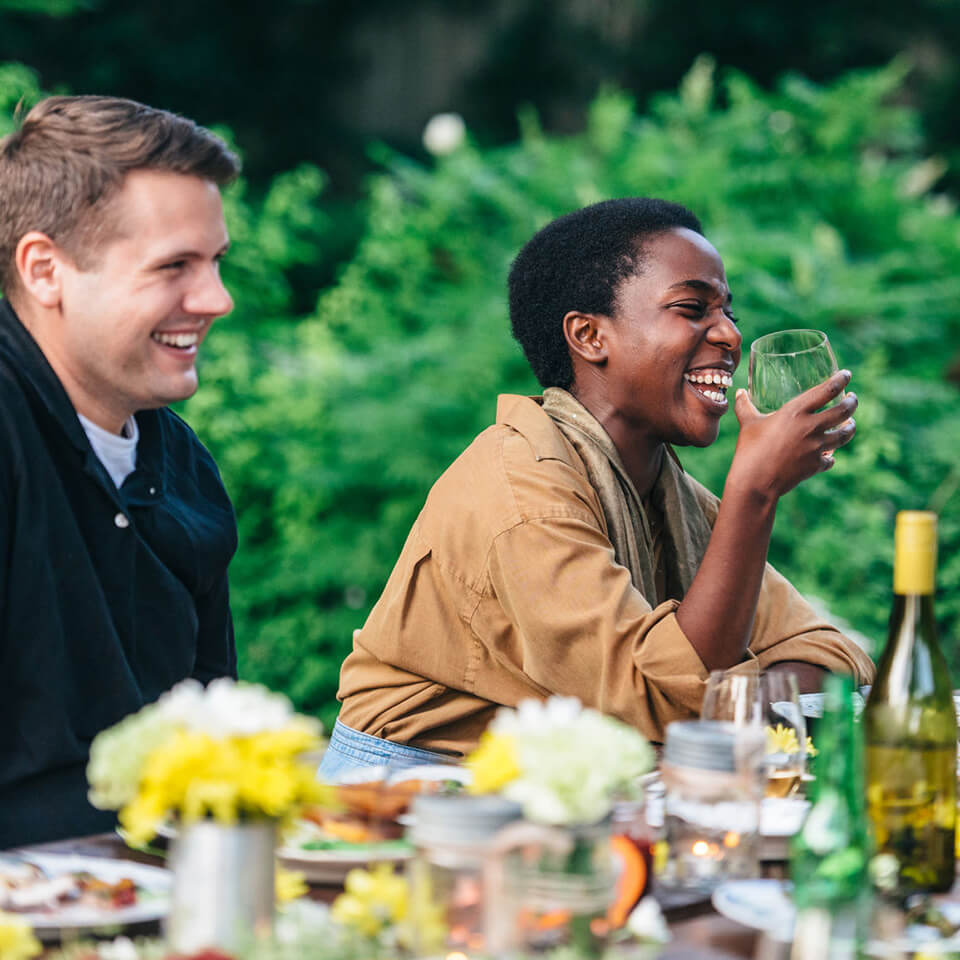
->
[747,329,841,414]
[701,670,761,727]
[759,672,807,798]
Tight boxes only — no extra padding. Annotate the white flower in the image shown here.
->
[422,112,466,156]
[96,936,140,960]
[492,695,583,737]
[489,696,655,825]
[626,897,671,944]
[869,853,900,893]
[158,677,306,738]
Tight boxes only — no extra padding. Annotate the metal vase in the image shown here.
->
[165,818,276,954]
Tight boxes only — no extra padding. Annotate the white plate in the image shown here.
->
[276,843,412,884]
[713,878,960,950]
[4,853,170,941]
[712,878,795,942]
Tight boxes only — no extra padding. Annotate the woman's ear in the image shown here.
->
[563,310,608,367]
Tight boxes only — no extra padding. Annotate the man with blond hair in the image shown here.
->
[0,96,240,847]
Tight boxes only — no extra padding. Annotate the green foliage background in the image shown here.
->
[2,58,959,727]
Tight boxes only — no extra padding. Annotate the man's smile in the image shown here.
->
[151,330,201,350]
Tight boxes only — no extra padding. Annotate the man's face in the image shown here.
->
[600,227,742,449]
[50,169,232,431]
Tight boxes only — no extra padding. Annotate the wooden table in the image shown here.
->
[17,832,763,959]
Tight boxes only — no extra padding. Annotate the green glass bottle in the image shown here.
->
[789,674,870,959]
[863,510,956,896]
[790,673,870,908]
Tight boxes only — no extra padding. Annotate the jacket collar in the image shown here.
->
[0,298,165,495]
[0,298,92,455]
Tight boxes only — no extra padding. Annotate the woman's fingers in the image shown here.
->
[791,368,852,413]
[823,415,857,450]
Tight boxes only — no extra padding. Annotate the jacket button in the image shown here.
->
[114,512,130,529]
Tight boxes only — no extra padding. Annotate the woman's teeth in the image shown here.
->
[684,369,732,403]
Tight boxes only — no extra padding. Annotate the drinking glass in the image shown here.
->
[759,672,807,798]
[701,669,807,797]
[747,329,841,414]
[701,670,761,727]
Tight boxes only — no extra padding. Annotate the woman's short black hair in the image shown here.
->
[508,197,703,389]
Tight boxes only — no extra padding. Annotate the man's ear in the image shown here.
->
[563,310,609,367]
[14,232,66,309]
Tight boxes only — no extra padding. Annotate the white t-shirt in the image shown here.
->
[78,413,139,489]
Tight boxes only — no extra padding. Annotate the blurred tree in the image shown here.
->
[0,0,95,13]
[0,0,957,195]
[177,59,960,724]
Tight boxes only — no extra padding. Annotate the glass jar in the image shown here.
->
[503,817,616,955]
[657,720,765,894]
[407,793,523,957]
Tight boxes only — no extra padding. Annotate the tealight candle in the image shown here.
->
[657,721,765,894]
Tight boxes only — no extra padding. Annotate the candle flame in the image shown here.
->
[692,840,710,856]
[724,832,740,848]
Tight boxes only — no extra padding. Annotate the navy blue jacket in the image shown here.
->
[0,299,237,848]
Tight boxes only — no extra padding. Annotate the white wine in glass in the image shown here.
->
[748,329,841,414]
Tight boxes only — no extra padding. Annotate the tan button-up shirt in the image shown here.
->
[337,395,875,754]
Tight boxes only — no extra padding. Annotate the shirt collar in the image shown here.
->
[496,393,578,464]
[495,391,686,477]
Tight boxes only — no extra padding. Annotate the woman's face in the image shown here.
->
[599,226,742,450]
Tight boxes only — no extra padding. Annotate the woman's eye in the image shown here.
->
[161,260,187,271]
[674,302,706,317]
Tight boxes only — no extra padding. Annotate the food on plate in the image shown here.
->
[0,857,139,913]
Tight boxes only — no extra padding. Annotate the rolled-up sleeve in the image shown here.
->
[484,514,756,741]
[484,510,872,743]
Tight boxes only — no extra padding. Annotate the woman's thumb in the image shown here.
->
[734,387,759,425]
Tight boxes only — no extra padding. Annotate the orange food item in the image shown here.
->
[314,815,381,845]
[606,834,648,927]
[336,779,425,819]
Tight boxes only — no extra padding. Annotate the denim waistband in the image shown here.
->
[319,718,454,781]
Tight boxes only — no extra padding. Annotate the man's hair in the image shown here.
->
[508,197,704,389]
[0,95,240,295]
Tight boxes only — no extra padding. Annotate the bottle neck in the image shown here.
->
[893,515,936,595]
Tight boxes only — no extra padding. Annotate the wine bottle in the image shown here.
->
[864,510,956,896]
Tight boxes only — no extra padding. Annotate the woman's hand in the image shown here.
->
[727,370,857,505]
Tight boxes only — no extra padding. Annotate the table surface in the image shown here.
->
[14,832,762,959]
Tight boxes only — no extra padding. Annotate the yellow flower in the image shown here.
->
[765,724,817,757]
[331,864,409,938]
[466,732,520,794]
[275,867,308,903]
[114,724,334,844]
[0,912,41,960]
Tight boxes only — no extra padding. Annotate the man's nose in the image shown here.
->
[184,266,233,318]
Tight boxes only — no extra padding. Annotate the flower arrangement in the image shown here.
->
[87,679,334,846]
[466,696,655,826]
